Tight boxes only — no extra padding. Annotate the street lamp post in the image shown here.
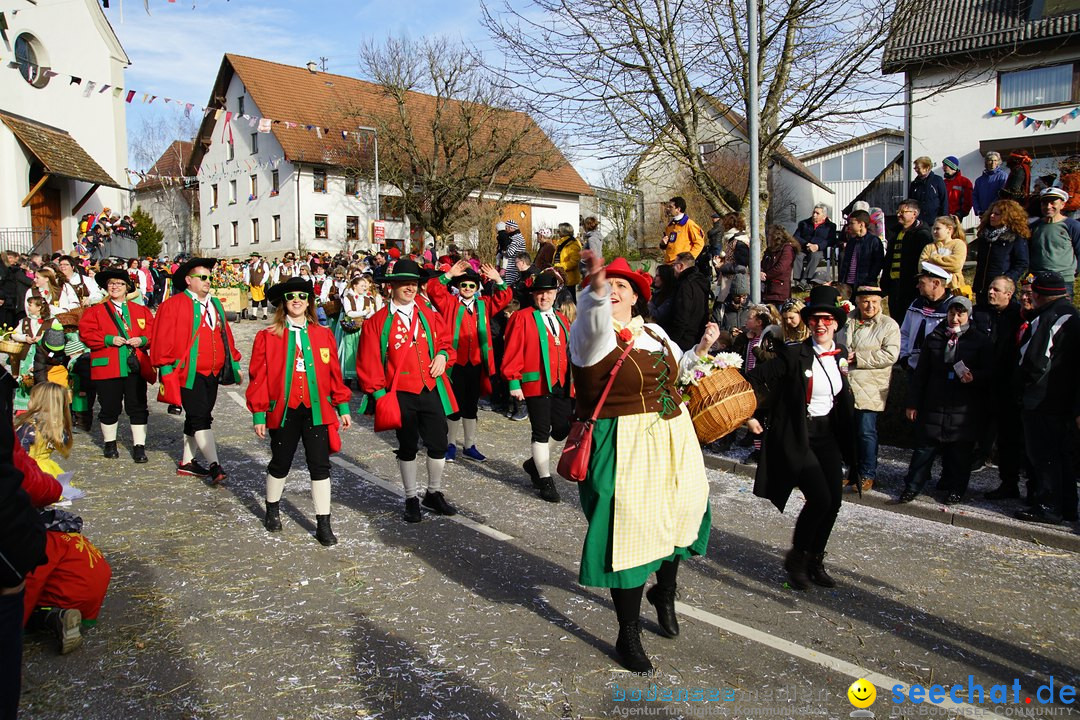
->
[748,0,761,304]
[356,126,380,249]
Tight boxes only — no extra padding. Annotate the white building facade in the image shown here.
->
[0,0,128,254]
[799,130,905,218]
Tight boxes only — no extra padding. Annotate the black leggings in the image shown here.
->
[791,419,844,555]
[266,406,331,481]
[96,375,149,425]
[525,385,572,443]
[609,558,680,625]
[395,388,449,461]
[181,372,219,434]
[447,362,483,421]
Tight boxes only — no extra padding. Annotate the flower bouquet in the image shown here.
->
[678,351,757,444]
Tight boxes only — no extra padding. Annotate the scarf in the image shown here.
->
[612,315,645,341]
[944,323,969,364]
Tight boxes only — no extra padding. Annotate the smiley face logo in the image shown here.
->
[848,678,876,708]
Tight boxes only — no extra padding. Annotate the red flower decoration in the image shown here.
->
[617,327,633,342]
[524,276,534,288]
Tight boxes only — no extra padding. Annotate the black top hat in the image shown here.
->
[800,285,847,330]
[171,257,217,293]
[448,269,484,288]
[266,277,315,306]
[526,270,561,292]
[377,258,427,283]
[95,268,134,291]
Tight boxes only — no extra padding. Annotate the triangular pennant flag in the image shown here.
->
[98,84,110,93]
[112,87,123,98]
[70,76,82,86]
[258,118,272,133]
[185,103,193,118]
[82,80,96,97]
[1024,117,1034,128]
[214,109,223,120]
[126,90,136,103]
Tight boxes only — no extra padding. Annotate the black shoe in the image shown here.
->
[943,493,963,505]
[985,484,1020,500]
[404,497,422,523]
[315,514,338,546]
[177,460,211,477]
[103,440,119,459]
[615,621,653,673]
[645,584,679,638]
[784,548,811,590]
[807,553,836,588]
[510,406,529,422]
[422,490,457,516]
[1015,505,1064,525]
[523,458,540,488]
[536,476,561,503]
[897,489,918,504]
[970,456,988,472]
[132,445,147,463]
[167,404,183,416]
[264,501,282,532]
[45,608,83,655]
[207,462,228,485]
[747,449,761,465]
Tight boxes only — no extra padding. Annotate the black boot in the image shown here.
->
[985,482,1020,500]
[132,445,147,463]
[422,490,457,516]
[807,552,836,588]
[315,514,338,546]
[404,497,422,523]
[103,440,119,459]
[523,458,540,488]
[784,548,811,590]
[615,621,653,673]
[645,584,679,638]
[535,476,560,503]
[264,501,282,532]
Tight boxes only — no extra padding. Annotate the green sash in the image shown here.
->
[450,298,491,375]
[280,325,324,427]
[376,308,455,415]
[531,310,569,392]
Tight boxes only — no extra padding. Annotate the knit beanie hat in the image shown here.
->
[732,273,751,296]
[943,156,960,171]
[42,320,66,352]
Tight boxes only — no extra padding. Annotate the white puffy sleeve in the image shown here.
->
[570,285,617,367]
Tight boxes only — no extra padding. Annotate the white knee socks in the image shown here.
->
[399,459,418,498]
[266,474,286,503]
[182,434,197,464]
[447,418,462,446]
[427,457,445,492]
[131,424,147,446]
[532,440,550,478]
[462,418,478,450]
[194,429,219,465]
[311,479,331,515]
[101,422,117,442]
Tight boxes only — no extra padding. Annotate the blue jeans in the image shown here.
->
[854,409,879,479]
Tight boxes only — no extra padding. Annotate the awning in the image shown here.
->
[980,132,1080,159]
[0,110,124,189]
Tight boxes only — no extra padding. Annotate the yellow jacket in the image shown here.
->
[662,216,705,263]
[919,238,967,289]
[554,236,582,286]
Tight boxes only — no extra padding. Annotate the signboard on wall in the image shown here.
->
[372,220,386,245]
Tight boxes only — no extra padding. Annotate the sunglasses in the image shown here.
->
[458,282,478,290]
[284,292,309,301]
[188,274,210,281]
[807,315,836,325]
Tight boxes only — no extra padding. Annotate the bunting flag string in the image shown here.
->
[124,154,285,188]
[6,59,367,159]
[987,105,1080,132]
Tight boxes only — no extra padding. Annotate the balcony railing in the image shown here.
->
[0,227,52,255]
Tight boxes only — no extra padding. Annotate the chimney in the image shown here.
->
[306,61,318,74]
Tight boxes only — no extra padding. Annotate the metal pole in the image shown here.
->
[357,126,380,250]
[747,0,761,304]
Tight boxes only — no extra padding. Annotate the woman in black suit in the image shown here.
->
[746,285,857,590]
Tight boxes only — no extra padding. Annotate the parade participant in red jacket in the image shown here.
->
[426,259,512,463]
[246,277,352,546]
[357,259,459,523]
[77,269,155,463]
[150,258,242,484]
[502,269,572,503]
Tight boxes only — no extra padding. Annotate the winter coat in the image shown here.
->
[971,301,1023,391]
[661,215,705,262]
[663,266,709,352]
[792,217,837,251]
[883,221,934,310]
[918,238,968,290]
[944,172,974,219]
[909,172,947,220]
[973,168,1008,216]
[999,161,1031,206]
[554,236,582,287]
[1012,297,1080,415]
[748,341,857,511]
[846,310,901,412]
[838,233,885,287]
[761,243,796,303]
[713,299,750,334]
[718,231,750,275]
[907,323,992,443]
[971,227,1028,299]
[1062,171,1080,214]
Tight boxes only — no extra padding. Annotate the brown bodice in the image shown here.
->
[572,328,682,420]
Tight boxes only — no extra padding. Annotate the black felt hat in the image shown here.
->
[95,268,134,291]
[448,269,484,288]
[526,270,561,292]
[171,257,217,293]
[266,277,316,306]
[376,258,427,283]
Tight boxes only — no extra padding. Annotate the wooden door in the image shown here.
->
[30,187,62,252]
[501,204,532,253]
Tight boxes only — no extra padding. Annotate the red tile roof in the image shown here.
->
[0,110,123,189]
[134,140,194,191]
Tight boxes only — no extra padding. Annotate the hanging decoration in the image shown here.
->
[987,105,1080,132]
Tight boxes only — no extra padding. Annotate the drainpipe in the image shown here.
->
[295,163,301,255]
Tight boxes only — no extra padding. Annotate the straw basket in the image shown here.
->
[0,338,27,359]
[685,366,757,444]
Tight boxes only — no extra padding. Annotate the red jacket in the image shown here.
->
[502,308,573,398]
[15,440,62,508]
[246,323,352,431]
[150,291,242,385]
[426,276,512,394]
[78,300,154,381]
[357,303,458,414]
[945,172,974,219]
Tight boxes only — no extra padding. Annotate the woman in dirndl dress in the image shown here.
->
[336,275,379,385]
[570,251,719,673]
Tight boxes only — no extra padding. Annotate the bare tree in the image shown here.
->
[130,110,200,255]
[482,0,913,227]
[339,36,567,244]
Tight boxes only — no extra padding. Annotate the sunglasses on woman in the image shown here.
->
[283,291,309,301]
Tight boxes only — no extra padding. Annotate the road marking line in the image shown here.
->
[230,391,993,709]
[676,602,995,716]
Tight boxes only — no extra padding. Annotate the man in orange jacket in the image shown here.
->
[661,196,705,263]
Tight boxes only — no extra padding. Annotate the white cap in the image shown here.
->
[1041,186,1069,202]
[496,221,507,231]
[918,261,950,281]
[852,201,871,213]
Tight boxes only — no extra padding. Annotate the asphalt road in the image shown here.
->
[19,318,1080,720]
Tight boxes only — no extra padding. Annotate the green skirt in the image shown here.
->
[577,416,711,589]
[336,324,361,381]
